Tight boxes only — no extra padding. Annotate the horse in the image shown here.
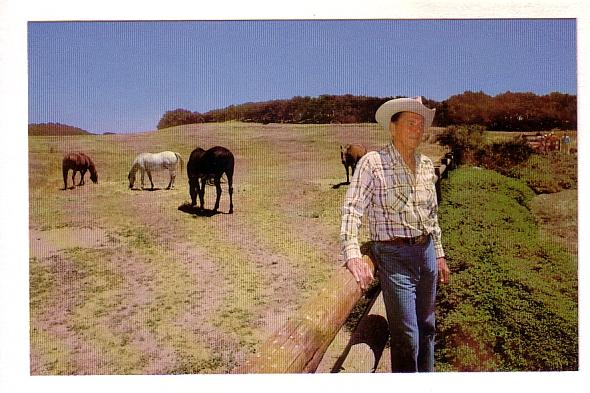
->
[62,152,98,190]
[187,146,234,214]
[340,144,367,183]
[128,151,183,190]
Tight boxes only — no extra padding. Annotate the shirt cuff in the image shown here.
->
[342,243,362,263]
[433,239,445,259]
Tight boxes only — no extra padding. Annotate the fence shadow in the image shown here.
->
[331,313,390,373]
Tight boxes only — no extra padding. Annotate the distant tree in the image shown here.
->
[157,109,204,130]
[156,92,576,130]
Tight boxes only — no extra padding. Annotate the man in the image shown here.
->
[340,96,450,372]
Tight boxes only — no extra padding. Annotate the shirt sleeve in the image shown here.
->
[431,216,445,259]
[340,154,374,262]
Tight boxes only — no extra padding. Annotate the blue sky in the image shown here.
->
[28,19,576,134]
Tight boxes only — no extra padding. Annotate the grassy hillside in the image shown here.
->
[28,123,577,373]
[29,122,449,374]
[436,167,577,371]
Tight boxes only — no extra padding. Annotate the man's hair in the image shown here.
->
[390,112,403,124]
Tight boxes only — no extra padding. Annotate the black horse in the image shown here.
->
[187,146,234,214]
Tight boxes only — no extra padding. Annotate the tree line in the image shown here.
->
[157,91,576,132]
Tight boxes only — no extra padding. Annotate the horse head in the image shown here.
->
[340,144,350,164]
[128,171,135,189]
[90,171,98,184]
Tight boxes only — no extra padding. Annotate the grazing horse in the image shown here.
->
[187,146,234,214]
[340,144,367,183]
[128,151,183,190]
[62,152,98,190]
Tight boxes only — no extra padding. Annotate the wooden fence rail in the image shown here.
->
[233,152,454,374]
[232,254,377,373]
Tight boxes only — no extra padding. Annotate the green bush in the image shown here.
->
[435,167,578,371]
[436,125,486,165]
[437,125,576,194]
[509,152,577,193]
[475,138,534,173]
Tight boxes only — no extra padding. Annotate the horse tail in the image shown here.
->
[175,152,184,174]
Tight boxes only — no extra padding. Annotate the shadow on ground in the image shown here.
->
[332,181,350,189]
[178,203,222,217]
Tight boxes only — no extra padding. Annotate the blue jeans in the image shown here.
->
[371,238,438,372]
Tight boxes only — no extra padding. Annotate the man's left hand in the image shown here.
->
[437,257,450,284]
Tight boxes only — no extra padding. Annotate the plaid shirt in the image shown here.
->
[340,142,445,261]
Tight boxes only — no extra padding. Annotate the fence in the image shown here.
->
[233,152,454,373]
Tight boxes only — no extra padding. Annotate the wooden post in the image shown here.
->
[232,254,377,374]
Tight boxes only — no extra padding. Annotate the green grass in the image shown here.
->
[509,151,577,193]
[436,167,578,371]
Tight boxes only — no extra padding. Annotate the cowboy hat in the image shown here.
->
[375,96,435,131]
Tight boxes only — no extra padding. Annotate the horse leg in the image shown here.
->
[147,170,154,190]
[345,165,350,184]
[213,177,222,212]
[72,171,77,188]
[140,168,145,189]
[62,168,69,190]
[189,177,199,206]
[198,178,206,210]
[167,170,176,190]
[79,169,86,186]
[227,173,234,214]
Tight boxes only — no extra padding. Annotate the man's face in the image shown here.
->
[390,111,425,151]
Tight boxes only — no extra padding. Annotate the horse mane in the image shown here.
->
[81,153,97,173]
[128,160,141,176]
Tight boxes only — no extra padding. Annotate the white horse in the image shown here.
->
[128,151,184,190]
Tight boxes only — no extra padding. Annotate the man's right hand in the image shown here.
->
[346,257,374,291]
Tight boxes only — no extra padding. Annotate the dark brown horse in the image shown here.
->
[187,146,234,214]
[62,152,98,190]
[340,144,367,183]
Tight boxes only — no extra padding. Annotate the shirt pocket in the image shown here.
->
[415,181,435,207]
[386,185,411,211]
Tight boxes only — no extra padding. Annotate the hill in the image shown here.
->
[28,122,93,136]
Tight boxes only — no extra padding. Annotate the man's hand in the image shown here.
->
[437,257,450,284]
[346,257,374,291]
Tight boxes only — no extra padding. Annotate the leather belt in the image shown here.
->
[381,234,430,246]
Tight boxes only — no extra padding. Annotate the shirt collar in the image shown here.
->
[387,142,423,167]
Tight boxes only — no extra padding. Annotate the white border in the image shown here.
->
[2,1,588,392]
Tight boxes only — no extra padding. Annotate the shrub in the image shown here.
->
[475,138,534,173]
[509,152,577,194]
[437,125,576,194]
[436,125,486,165]
[436,167,578,371]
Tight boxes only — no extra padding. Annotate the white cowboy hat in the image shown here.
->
[375,96,435,131]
